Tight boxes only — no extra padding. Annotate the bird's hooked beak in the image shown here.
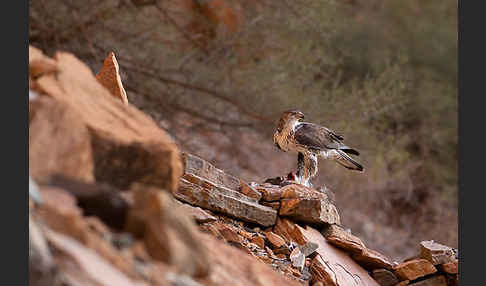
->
[296,111,305,121]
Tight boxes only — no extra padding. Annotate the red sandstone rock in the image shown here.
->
[322,224,366,254]
[199,232,302,286]
[125,185,210,278]
[29,46,58,79]
[262,201,281,210]
[394,259,437,281]
[240,181,263,201]
[265,231,287,248]
[44,229,145,286]
[29,96,95,183]
[280,184,328,201]
[182,152,241,191]
[32,46,182,192]
[175,178,277,226]
[215,223,244,244]
[301,226,379,286]
[420,240,456,265]
[174,200,217,223]
[351,247,395,271]
[273,218,298,244]
[280,198,340,225]
[255,184,284,201]
[37,187,141,279]
[95,52,128,105]
[441,261,458,274]
[238,229,254,240]
[274,220,310,249]
[252,235,266,249]
[408,275,447,286]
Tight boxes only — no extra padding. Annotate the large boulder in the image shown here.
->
[30,45,182,192]
[301,226,380,286]
[29,96,95,183]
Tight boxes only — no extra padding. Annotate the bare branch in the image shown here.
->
[119,57,275,123]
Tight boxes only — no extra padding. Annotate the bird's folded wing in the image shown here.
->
[294,123,344,150]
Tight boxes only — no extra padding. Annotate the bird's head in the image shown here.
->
[281,109,305,122]
[276,109,305,132]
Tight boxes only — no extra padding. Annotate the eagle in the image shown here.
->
[273,110,363,187]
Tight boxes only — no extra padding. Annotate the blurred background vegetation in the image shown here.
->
[30,0,457,260]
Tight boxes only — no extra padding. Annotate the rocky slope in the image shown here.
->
[29,45,458,286]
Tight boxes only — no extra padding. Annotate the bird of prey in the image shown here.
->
[273,109,363,187]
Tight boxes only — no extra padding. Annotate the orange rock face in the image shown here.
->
[394,259,437,281]
[301,226,380,286]
[95,52,128,105]
[352,247,395,271]
[280,197,340,225]
[441,261,458,274]
[29,96,95,183]
[265,231,287,248]
[251,235,266,249]
[30,45,183,193]
[323,224,366,254]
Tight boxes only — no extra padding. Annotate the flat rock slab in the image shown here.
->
[265,231,286,248]
[279,198,340,225]
[183,153,240,190]
[408,275,447,286]
[419,240,456,265]
[174,178,277,227]
[280,184,329,201]
[255,183,328,202]
[351,248,395,271]
[183,153,261,201]
[256,185,285,202]
[394,259,437,281]
[301,226,380,286]
[273,218,308,246]
[323,224,366,255]
[183,173,257,204]
[239,182,263,201]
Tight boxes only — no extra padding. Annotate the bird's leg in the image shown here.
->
[296,152,306,184]
[304,153,318,188]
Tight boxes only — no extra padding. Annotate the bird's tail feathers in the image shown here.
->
[336,150,364,172]
[340,146,360,156]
